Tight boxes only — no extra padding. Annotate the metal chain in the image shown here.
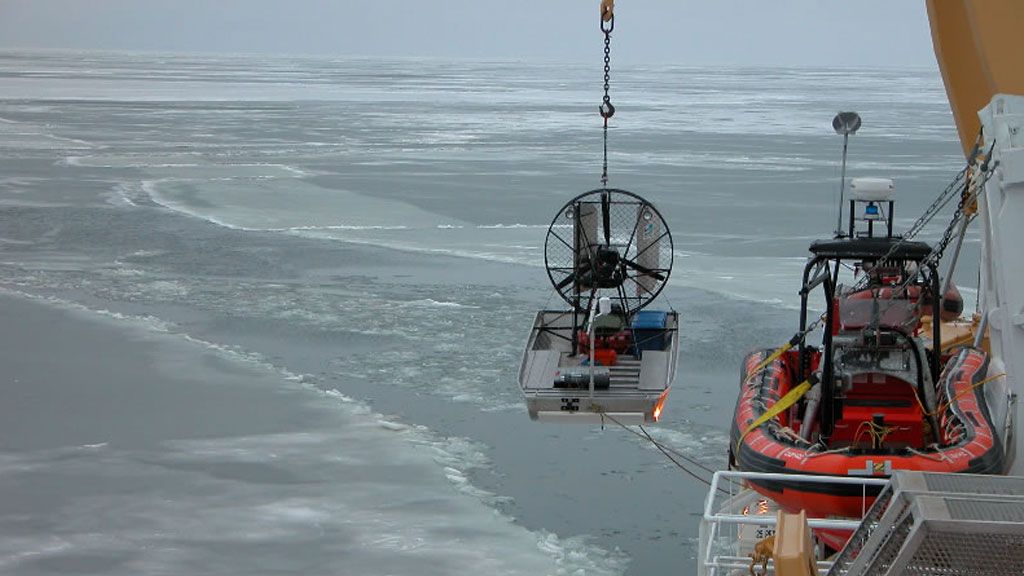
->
[847,130,990,295]
[599,14,615,186]
[907,130,985,240]
[847,166,972,295]
[775,158,996,354]
[851,153,997,298]
[910,158,996,290]
[905,139,997,289]
[929,187,972,270]
[903,168,967,241]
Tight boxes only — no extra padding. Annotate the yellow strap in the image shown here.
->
[737,379,813,451]
[600,0,614,21]
[743,342,794,385]
[742,313,824,386]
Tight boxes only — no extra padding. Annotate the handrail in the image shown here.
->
[699,471,890,576]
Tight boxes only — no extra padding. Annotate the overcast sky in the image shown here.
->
[0,0,937,68]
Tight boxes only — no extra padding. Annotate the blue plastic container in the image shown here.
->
[631,310,668,352]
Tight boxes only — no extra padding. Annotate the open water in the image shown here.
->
[0,50,965,575]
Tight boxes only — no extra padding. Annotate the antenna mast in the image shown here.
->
[832,111,862,237]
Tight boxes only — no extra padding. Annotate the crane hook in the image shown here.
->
[600,0,615,32]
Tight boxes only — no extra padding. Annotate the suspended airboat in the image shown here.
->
[518,188,679,424]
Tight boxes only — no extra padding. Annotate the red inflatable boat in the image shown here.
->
[729,234,1005,549]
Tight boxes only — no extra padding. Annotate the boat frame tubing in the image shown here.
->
[796,254,943,439]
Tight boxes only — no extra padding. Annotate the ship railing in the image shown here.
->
[698,470,888,576]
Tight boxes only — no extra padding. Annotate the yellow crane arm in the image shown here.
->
[927,0,1024,157]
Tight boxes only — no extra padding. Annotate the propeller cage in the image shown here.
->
[544,188,674,314]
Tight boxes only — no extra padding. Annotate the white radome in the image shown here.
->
[850,177,894,202]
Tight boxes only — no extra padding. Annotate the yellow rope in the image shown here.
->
[937,372,1005,416]
[911,382,934,417]
[907,368,1004,419]
[600,0,614,21]
[748,534,775,576]
[853,420,895,448]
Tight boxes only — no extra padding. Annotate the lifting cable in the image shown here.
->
[908,371,1006,419]
[600,410,730,494]
[599,0,615,186]
[937,371,1006,417]
[584,2,728,495]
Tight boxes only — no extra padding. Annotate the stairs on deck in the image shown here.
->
[608,357,642,389]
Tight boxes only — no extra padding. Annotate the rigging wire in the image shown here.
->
[600,411,730,494]
[847,131,995,298]
[868,156,993,302]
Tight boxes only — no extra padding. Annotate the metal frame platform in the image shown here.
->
[829,472,1024,575]
[699,471,1024,576]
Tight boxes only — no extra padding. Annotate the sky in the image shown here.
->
[0,0,938,68]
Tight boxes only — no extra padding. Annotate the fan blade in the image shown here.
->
[555,271,577,290]
[556,259,593,291]
[622,258,666,281]
[601,191,611,245]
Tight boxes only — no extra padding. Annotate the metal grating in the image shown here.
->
[701,471,1024,576]
[946,498,1024,522]
[855,512,914,574]
[828,484,896,575]
[836,473,1024,575]
[923,472,1024,496]
[903,530,1024,575]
